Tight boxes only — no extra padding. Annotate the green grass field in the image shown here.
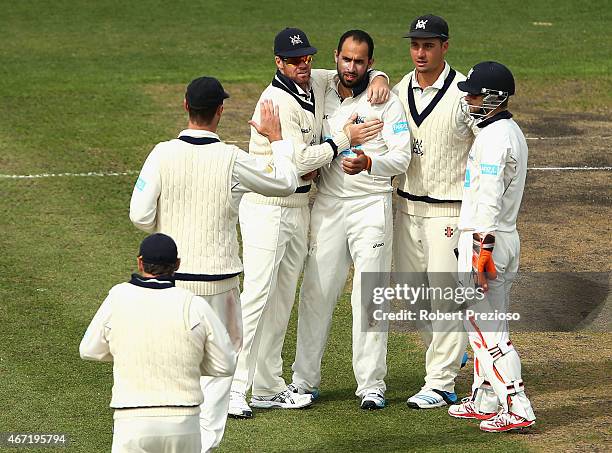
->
[1,1,610,451]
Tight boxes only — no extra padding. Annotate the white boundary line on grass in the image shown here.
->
[1,167,610,180]
[528,166,612,171]
[225,135,612,144]
[0,171,140,179]
[1,136,610,179]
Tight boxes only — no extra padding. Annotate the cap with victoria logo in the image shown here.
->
[404,14,449,40]
[274,27,318,58]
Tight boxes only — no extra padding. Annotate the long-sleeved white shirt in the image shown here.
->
[318,75,412,197]
[79,277,237,377]
[459,112,528,233]
[129,130,298,231]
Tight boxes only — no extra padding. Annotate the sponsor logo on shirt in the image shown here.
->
[392,121,409,134]
[480,163,499,176]
[301,127,311,134]
[412,138,423,156]
[373,242,385,249]
[464,169,470,188]
[135,177,146,191]
[354,115,366,124]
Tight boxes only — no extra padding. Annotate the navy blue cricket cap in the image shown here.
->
[185,76,230,109]
[404,14,449,40]
[274,27,317,57]
[458,61,516,96]
[139,233,178,265]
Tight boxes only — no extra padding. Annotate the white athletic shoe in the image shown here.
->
[250,388,313,409]
[448,397,497,420]
[228,391,252,419]
[287,382,320,400]
[479,411,535,432]
[406,388,458,409]
[360,390,386,410]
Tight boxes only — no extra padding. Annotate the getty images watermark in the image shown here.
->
[370,283,520,322]
[359,272,611,333]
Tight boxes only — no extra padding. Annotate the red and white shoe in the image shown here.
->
[479,411,535,432]
[448,397,497,420]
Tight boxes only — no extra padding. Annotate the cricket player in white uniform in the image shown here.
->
[230,27,389,418]
[448,61,536,432]
[290,30,411,410]
[129,76,300,451]
[80,234,237,453]
[392,14,476,409]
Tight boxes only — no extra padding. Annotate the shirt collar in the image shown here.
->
[129,273,175,289]
[332,70,372,100]
[274,70,312,99]
[412,61,450,90]
[178,129,220,140]
[477,110,513,129]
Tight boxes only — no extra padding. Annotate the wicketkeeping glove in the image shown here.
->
[472,233,497,291]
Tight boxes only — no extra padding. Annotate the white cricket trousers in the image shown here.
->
[112,415,200,453]
[292,193,392,397]
[457,230,535,420]
[231,199,309,397]
[198,288,242,452]
[393,210,468,393]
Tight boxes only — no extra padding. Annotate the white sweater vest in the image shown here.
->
[108,284,202,414]
[395,69,473,217]
[156,139,241,295]
[245,70,333,208]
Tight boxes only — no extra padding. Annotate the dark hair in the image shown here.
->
[188,104,219,125]
[143,261,178,276]
[337,30,374,60]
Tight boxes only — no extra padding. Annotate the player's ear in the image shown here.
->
[368,58,374,70]
[174,258,181,273]
[441,40,449,53]
[274,56,283,71]
[137,256,144,273]
[216,104,224,118]
[334,49,339,64]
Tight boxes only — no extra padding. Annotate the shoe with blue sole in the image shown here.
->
[287,383,320,401]
[407,388,458,409]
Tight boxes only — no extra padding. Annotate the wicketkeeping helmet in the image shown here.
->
[458,61,515,121]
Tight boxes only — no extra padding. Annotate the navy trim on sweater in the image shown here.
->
[397,188,461,204]
[271,70,316,115]
[295,185,312,194]
[177,136,221,145]
[408,68,457,127]
[129,274,175,289]
[174,271,241,282]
